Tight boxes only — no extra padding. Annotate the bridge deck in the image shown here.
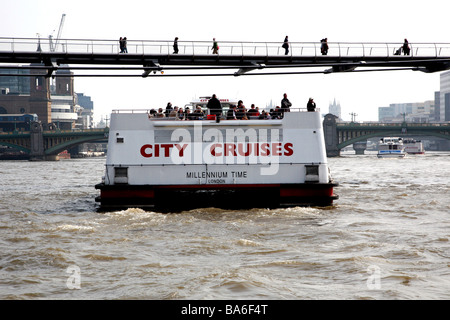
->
[1,38,450,74]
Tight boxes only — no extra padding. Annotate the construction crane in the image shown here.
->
[49,14,66,52]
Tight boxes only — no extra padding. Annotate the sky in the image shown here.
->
[1,0,447,123]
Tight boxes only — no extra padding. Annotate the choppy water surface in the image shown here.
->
[0,152,449,299]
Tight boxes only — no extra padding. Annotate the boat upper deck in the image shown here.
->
[112,107,319,122]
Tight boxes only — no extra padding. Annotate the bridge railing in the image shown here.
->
[337,122,450,128]
[2,37,450,58]
[43,128,109,134]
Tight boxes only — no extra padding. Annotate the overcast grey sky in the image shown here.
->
[1,0,447,123]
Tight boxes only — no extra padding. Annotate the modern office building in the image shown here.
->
[77,93,94,128]
[378,101,435,122]
[434,91,440,121]
[438,70,450,121]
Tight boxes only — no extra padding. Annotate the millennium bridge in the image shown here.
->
[1,37,450,76]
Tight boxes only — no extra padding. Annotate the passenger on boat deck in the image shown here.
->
[247,104,260,116]
[307,98,316,112]
[169,106,179,117]
[165,102,173,117]
[227,105,237,120]
[206,94,222,117]
[185,107,191,119]
[259,110,270,119]
[156,108,165,118]
[148,108,157,118]
[189,106,204,120]
[271,107,282,119]
[187,109,197,120]
[281,93,292,114]
[236,100,247,120]
[177,107,185,120]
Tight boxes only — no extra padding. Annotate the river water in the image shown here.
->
[0,151,449,300]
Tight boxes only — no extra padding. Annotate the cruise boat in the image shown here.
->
[377,137,406,158]
[95,99,338,211]
[403,138,425,154]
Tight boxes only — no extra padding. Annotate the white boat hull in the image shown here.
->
[377,151,406,158]
[96,109,338,211]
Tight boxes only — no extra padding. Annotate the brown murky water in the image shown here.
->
[1,152,449,299]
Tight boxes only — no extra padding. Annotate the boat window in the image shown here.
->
[305,165,319,176]
[115,167,128,177]
[114,167,128,184]
[305,165,319,182]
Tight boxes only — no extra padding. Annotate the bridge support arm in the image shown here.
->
[416,62,450,73]
[45,59,59,78]
[234,62,266,76]
[142,60,162,77]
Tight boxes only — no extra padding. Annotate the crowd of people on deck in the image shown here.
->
[147,93,316,121]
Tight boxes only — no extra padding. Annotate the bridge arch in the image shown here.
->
[0,141,30,153]
[44,134,108,155]
[337,131,400,149]
[337,130,450,151]
[0,127,109,159]
[323,114,450,156]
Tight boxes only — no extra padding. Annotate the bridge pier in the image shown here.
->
[353,141,367,155]
[29,121,45,161]
[29,122,60,161]
[323,114,340,157]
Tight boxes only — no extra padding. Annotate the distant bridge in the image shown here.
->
[1,37,450,76]
[323,114,450,156]
[0,122,108,160]
[2,117,450,159]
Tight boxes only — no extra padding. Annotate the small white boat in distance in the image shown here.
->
[377,137,406,158]
[403,138,425,154]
